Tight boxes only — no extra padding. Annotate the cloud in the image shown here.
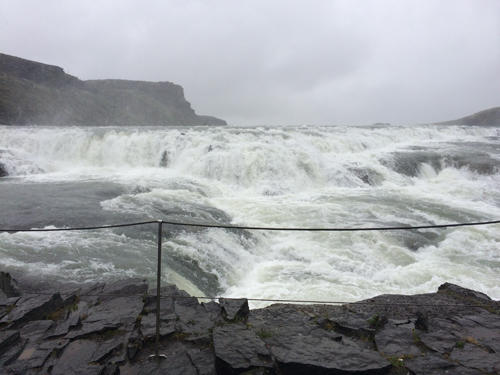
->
[1,0,499,125]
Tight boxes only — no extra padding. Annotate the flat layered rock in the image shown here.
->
[20,320,54,340]
[0,293,63,327]
[175,299,217,344]
[47,301,88,338]
[65,321,121,340]
[51,339,103,375]
[271,333,391,374]
[374,322,422,357]
[219,298,249,322]
[213,324,273,372]
[0,272,498,374]
[122,349,199,375]
[12,345,54,370]
[100,278,148,301]
[90,335,127,363]
[140,313,176,339]
[450,343,500,374]
[405,354,483,375]
[0,337,26,367]
[0,330,19,354]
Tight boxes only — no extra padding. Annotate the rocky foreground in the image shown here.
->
[0,272,499,374]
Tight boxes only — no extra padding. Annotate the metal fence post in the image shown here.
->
[155,219,165,359]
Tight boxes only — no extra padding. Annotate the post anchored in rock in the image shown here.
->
[149,219,167,361]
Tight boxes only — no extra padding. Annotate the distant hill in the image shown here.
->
[0,53,226,126]
[435,107,500,126]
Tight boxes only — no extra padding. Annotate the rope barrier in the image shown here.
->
[12,290,496,308]
[0,218,499,233]
[2,217,497,358]
[160,219,500,231]
[0,220,158,233]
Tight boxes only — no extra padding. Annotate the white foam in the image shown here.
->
[0,124,498,303]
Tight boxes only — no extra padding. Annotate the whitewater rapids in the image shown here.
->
[0,124,499,305]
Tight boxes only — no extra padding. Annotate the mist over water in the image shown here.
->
[0,124,499,304]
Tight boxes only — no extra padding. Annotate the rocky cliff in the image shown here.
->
[1,272,499,374]
[0,53,226,126]
[436,107,500,126]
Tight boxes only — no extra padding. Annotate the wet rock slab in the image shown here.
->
[0,272,499,374]
[0,293,63,327]
[213,324,273,372]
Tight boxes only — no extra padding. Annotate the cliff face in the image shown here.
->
[436,107,500,126]
[0,53,226,126]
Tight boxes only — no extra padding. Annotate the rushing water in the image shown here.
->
[0,124,499,304]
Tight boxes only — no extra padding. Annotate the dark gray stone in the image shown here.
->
[85,295,144,327]
[78,282,105,306]
[49,322,68,337]
[124,329,142,361]
[90,336,126,363]
[100,278,148,301]
[1,275,499,375]
[174,299,216,344]
[323,314,379,348]
[101,364,120,375]
[124,350,198,375]
[63,296,142,339]
[12,341,67,374]
[160,150,169,167]
[405,354,482,375]
[271,333,391,374]
[450,343,500,373]
[20,320,54,341]
[374,323,422,357]
[0,162,7,177]
[8,296,21,305]
[51,339,103,375]
[187,348,216,375]
[144,293,176,315]
[451,312,500,353]
[46,302,87,338]
[419,328,459,354]
[146,284,191,304]
[251,303,319,331]
[415,311,429,331]
[0,330,20,354]
[0,337,26,366]
[65,321,120,340]
[0,272,20,297]
[10,340,68,373]
[127,342,139,361]
[0,293,63,326]
[459,311,500,330]
[438,282,492,301]
[38,338,69,351]
[1,307,9,321]
[203,301,222,321]
[239,369,269,375]
[348,167,384,186]
[213,324,273,373]
[140,313,176,339]
[12,345,53,370]
[219,298,249,321]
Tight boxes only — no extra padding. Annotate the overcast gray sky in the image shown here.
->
[1,0,499,125]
